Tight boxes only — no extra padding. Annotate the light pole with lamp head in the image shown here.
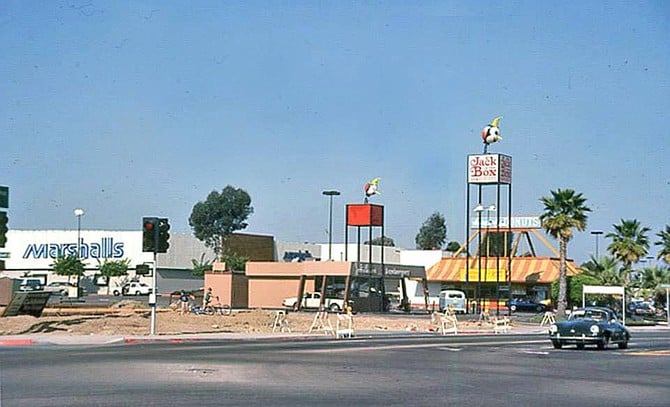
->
[590,230,603,258]
[74,208,85,298]
[483,205,497,315]
[473,204,485,313]
[322,190,340,261]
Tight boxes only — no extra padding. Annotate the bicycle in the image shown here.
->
[206,296,232,316]
[191,297,232,316]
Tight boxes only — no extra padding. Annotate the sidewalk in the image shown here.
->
[1,322,665,348]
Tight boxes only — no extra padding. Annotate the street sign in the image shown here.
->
[0,252,10,258]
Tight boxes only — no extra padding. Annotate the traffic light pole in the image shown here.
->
[150,251,157,335]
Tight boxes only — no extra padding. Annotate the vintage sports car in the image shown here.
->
[548,306,630,350]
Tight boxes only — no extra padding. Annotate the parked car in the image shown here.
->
[113,282,152,296]
[19,278,44,292]
[627,301,656,316]
[549,306,630,350]
[282,292,345,312]
[44,281,76,296]
[507,297,547,313]
[438,290,467,313]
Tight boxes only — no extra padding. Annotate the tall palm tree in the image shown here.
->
[606,219,650,275]
[655,225,670,265]
[540,188,591,317]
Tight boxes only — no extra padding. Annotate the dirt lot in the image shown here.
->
[0,301,459,336]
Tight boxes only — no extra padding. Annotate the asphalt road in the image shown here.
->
[1,332,669,406]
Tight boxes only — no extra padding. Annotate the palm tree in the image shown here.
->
[655,225,670,265]
[580,255,628,289]
[540,188,591,317]
[606,219,650,276]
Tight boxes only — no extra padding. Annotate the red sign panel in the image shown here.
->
[347,204,384,226]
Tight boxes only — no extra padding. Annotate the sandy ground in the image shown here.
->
[0,301,467,336]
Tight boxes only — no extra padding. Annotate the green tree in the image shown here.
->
[606,219,650,278]
[446,241,461,255]
[365,236,395,247]
[540,188,591,317]
[655,225,670,265]
[97,258,130,295]
[220,253,248,271]
[415,212,447,250]
[639,265,670,304]
[551,273,600,308]
[191,253,214,277]
[189,186,254,260]
[51,256,86,285]
[480,231,515,257]
[580,255,625,286]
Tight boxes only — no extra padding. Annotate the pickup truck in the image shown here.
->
[282,292,345,312]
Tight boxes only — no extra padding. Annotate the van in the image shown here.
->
[19,278,44,292]
[438,290,467,314]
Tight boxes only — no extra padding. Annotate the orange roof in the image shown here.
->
[427,257,581,284]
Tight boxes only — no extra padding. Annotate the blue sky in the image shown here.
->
[1,1,669,264]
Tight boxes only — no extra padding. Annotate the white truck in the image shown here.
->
[282,292,345,312]
[398,279,440,311]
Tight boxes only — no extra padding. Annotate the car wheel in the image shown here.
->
[329,303,341,312]
[113,290,121,296]
[576,343,585,350]
[597,337,609,350]
[551,340,562,349]
[510,305,517,312]
[618,341,628,349]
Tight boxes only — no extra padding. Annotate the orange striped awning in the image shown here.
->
[426,257,581,284]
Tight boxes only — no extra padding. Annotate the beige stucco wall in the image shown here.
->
[248,277,316,308]
[246,261,352,277]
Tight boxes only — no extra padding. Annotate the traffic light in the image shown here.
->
[157,218,170,253]
[0,211,7,248]
[142,217,158,253]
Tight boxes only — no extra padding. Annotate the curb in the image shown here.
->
[0,338,35,347]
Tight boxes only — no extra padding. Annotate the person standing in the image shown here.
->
[203,287,213,310]
[179,290,191,315]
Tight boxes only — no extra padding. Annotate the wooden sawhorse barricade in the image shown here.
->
[272,310,291,333]
[308,311,335,335]
[432,309,458,335]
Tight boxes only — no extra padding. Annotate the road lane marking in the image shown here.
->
[286,339,547,353]
[626,350,670,356]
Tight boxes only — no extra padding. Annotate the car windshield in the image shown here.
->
[569,309,608,321]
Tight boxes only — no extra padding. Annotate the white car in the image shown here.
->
[44,281,76,296]
[113,282,152,296]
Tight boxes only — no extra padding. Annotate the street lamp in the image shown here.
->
[322,190,340,261]
[590,230,603,258]
[473,204,484,313]
[74,208,85,298]
[475,204,496,315]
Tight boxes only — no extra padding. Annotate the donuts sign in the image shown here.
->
[468,153,512,184]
